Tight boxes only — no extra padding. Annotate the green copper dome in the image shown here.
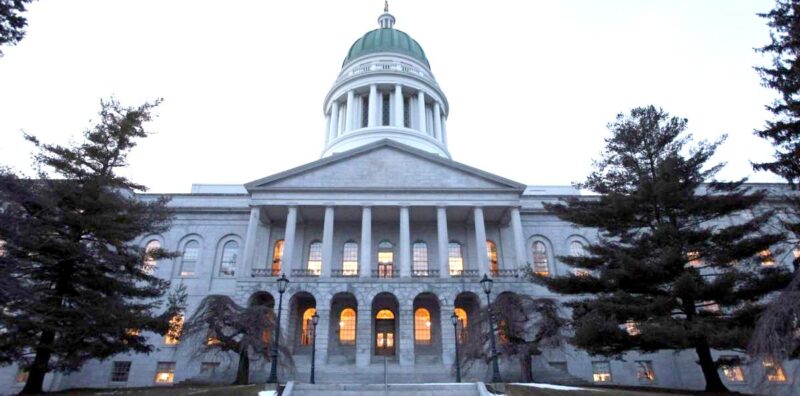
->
[343,28,430,68]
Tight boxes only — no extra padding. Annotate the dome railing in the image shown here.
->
[338,59,435,84]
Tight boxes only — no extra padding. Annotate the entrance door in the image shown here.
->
[375,309,396,356]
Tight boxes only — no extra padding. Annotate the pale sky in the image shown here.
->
[0,0,783,193]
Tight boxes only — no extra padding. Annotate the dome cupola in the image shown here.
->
[320,2,450,159]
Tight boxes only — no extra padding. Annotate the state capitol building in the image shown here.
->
[2,5,797,395]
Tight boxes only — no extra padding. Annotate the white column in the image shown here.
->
[393,84,404,127]
[329,101,340,141]
[473,207,489,276]
[368,84,378,127]
[399,206,411,277]
[437,206,450,278]
[360,206,372,278]
[440,304,455,366]
[241,207,261,277]
[282,206,298,276]
[345,90,355,132]
[433,102,442,140]
[441,115,448,147]
[510,207,526,269]
[313,307,330,365]
[322,206,335,277]
[416,90,426,134]
[324,113,331,145]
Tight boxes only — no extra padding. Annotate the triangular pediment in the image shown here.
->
[245,140,525,192]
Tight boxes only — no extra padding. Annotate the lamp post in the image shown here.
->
[267,273,290,384]
[310,311,319,384]
[480,274,502,383]
[451,312,461,383]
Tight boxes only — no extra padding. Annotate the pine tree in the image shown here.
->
[0,0,34,56]
[0,98,186,394]
[536,106,792,392]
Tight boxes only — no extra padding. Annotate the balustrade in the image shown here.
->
[251,268,281,277]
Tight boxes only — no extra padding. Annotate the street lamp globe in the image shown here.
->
[451,312,459,326]
[277,273,290,293]
[480,273,493,294]
[312,312,320,326]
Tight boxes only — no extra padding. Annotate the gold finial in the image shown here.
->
[384,0,389,13]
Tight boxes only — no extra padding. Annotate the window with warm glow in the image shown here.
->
[180,241,199,277]
[164,314,184,345]
[448,242,464,275]
[636,361,656,383]
[763,358,787,382]
[454,308,468,344]
[376,309,395,319]
[272,240,284,275]
[378,241,394,278]
[486,241,499,274]
[126,328,140,337]
[625,320,640,336]
[720,356,745,382]
[414,308,432,344]
[412,242,428,274]
[219,241,238,276]
[572,268,591,277]
[532,241,549,276]
[206,329,222,346]
[759,249,776,267]
[143,240,160,274]
[343,241,359,276]
[154,362,175,384]
[307,241,322,275]
[15,367,28,383]
[301,308,316,345]
[592,361,612,382]
[687,251,702,267]
[339,308,356,344]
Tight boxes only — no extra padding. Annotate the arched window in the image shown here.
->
[143,240,160,274]
[339,308,356,344]
[569,241,586,257]
[454,308,468,344]
[412,241,428,275]
[414,308,432,345]
[486,241,499,275]
[180,241,199,277]
[532,241,549,276]
[300,308,316,345]
[272,240,284,276]
[448,242,464,275]
[219,241,238,277]
[377,241,394,278]
[307,241,322,275]
[342,241,359,276]
[376,309,395,319]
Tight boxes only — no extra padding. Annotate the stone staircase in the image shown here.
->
[284,382,483,396]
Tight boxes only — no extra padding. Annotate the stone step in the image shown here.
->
[286,382,481,396]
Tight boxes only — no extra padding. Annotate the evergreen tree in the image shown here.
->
[536,106,792,392]
[0,0,35,56]
[0,99,185,394]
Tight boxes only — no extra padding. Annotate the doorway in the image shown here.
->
[375,309,395,356]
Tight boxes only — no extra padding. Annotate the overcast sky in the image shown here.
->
[0,0,783,193]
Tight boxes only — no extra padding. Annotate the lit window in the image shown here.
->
[126,328,140,337]
[532,241,549,276]
[165,314,184,345]
[378,241,394,278]
[339,308,356,344]
[272,240,284,275]
[720,356,745,382]
[143,240,160,274]
[307,241,322,275]
[219,241,238,277]
[0,240,6,257]
[592,361,612,382]
[376,309,395,319]
[759,250,776,267]
[486,241,499,274]
[180,241,199,277]
[206,329,222,346]
[200,362,219,375]
[687,251,702,267]
[110,361,131,382]
[448,242,464,275]
[793,247,800,260]
[414,308,432,345]
[342,241,359,276]
[15,367,28,383]
[625,320,640,336]
[301,308,316,345]
[763,358,787,382]
[412,241,428,274]
[572,268,591,277]
[636,361,656,383]
[700,301,721,313]
[154,362,175,384]
[454,308,468,344]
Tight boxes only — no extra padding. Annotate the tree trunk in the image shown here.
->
[234,349,250,385]
[695,342,728,393]
[520,353,533,382]
[20,329,55,395]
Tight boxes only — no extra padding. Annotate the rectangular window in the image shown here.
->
[720,356,745,383]
[382,94,391,126]
[361,96,369,127]
[448,243,464,275]
[412,243,428,274]
[154,362,175,384]
[307,242,322,275]
[200,362,220,375]
[110,361,132,383]
[763,358,787,382]
[342,242,359,276]
[592,361,612,383]
[635,360,656,383]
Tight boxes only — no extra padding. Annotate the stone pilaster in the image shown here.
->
[355,305,372,366]
[398,307,414,366]
[360,206,372,278]
[322,206,335,277]
[399,206,410,277]
[437,206,450,278]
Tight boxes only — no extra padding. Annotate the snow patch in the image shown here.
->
[258,391,278,396]
[513,382,597,391]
